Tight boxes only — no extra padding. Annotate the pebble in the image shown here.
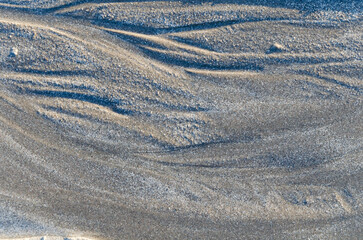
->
[9,47,19,57]
[267,43,287,53]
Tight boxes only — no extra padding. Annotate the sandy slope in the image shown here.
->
[0,1,362,239]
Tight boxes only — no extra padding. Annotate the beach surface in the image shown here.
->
[0,1,362,239]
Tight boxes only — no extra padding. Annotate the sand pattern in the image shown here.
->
[0,1,362,239]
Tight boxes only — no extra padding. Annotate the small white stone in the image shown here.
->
[9,47,19,57]
[267,43,287,53]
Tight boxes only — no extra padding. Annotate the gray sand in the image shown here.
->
[0,1,362,239]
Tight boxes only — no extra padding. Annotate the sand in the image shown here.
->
[0,1,362,239]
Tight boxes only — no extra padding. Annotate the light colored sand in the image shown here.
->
[0,1,362,239]
[0,237,95,240]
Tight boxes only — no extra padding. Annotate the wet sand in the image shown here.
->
[0,1,362,239]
